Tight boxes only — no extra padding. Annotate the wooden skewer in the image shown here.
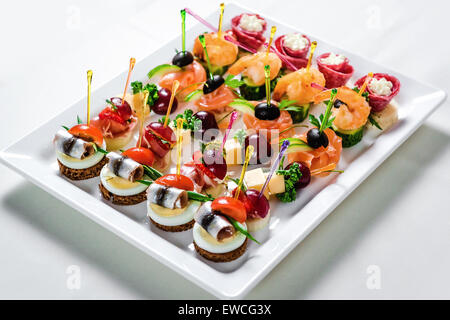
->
[86,70,93,125]
[163,80,180,127]
[306,41,317,72]
[122,57,136,104]
[234,145,254,199]
[359,72,374,96]
[218,3,225,38]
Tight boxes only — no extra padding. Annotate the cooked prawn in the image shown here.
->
[243,101,293,143]
[314,86,370,131]
[272,67,325,105]
[287,128,342,176]
[159,60,206,99]
[228,52,282,86]
[193,32,238,67]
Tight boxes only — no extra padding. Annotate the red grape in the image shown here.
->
[286,161,311,189]
[152,88,178,115]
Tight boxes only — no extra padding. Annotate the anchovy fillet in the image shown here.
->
[194,201,235,241]
[54,129,95,160]
[147,183,189,209]
[106,152,144,182]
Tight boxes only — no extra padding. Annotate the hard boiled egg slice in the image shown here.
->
[100,166,148,196]
[56,140,106,170]
[147,201,201,227]
[193,222,247,254]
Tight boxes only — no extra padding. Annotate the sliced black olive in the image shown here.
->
[254,102,281,121]
[307,128,329,149]
[203,75,225,94]
[172,51,194,67]
[334,99,346,109]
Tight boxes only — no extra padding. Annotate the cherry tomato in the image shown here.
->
[155,174,194,191]
[122,147,155,167]
[68,124,104,146]
[211,197,247,223]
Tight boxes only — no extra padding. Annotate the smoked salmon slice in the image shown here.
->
[287,128,342,176]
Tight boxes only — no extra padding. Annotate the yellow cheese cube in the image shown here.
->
[264,173,285,194]
[224,139,243,165]
[244,168,269,199]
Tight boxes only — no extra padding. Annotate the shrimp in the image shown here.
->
[159,60,206,99]
[243,101,293,143]
[193,32,238,67]
[314,86,370,131]
[272,67,325,105]
[228,52,282,86]
[287,128,342,176]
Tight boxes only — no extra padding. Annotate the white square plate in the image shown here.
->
[0,3,446,299]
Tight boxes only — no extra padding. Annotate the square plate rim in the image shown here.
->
[0,2,447,299]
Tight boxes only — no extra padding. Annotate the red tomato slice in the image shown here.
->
[155,174,194,191]
[211,197,247,223]
[68,124,104,146]
[122,147,155,167]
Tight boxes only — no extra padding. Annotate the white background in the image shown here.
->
[1,0,449,299]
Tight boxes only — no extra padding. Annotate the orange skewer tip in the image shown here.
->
[164,80,180,127]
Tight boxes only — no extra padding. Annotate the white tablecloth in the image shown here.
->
[0,0,449,299]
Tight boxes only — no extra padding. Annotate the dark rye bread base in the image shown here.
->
[149,217,194,232]
[194,238,248,263]
[99,182,147,205]
[57,157,107,180]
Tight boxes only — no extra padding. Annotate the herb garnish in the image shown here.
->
[62,125,69,131]
[368,114,382,130]
[77,115,83,124]
[310,89,337,132]
[278,99,303,112]
[224,75,244,89]
[275,161,302,203]
[105,99,117,110]
[309,113,335,131]
[160,109,202,131]
[143,165,163,180]
[352,86,370,102]
[92,143,108,154]
[131,81,159,106]
[225,216,260,244]
[233,129,247,146]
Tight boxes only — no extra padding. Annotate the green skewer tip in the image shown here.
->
[199,34,213,79]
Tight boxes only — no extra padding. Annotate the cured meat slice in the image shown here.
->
[274,34,311,71]
[317,53,354,88]
[355,73,401,112]
[231,13,267,51]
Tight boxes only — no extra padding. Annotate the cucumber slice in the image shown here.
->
[282,138,314,153]
[239,76,279,101]
[333,125,364,148]
[147,64,181,79]
[198,60,228,76]
[184,89,204,102]
[229,99,255,115]
[284,103,311,123]
[286,143,314,154]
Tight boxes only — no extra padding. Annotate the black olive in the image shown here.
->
[334,99,346,109]
[172,51,194,67]
[307,128,329,149]
[203,75,225,94]
[254,102,281,121]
